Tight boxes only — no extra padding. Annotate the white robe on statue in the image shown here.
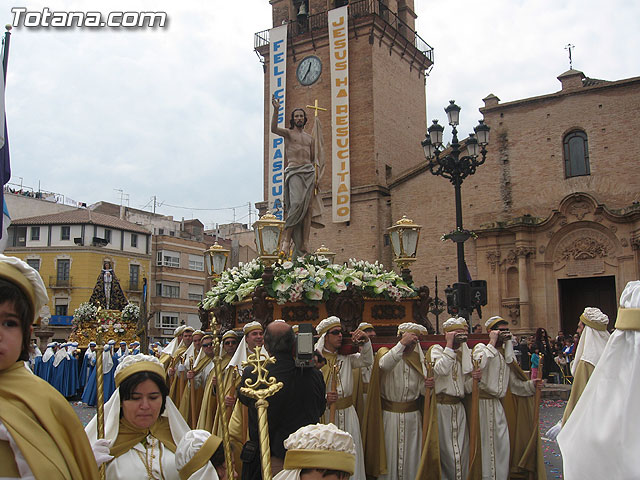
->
[473,343,535,480]
[323,341,373,480]
[378,342,425,480]
[431,345,472,480]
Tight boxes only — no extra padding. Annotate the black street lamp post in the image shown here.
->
[422,100,490,324]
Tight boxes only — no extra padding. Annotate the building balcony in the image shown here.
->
[49,276,72,288]
[254,0,433,71]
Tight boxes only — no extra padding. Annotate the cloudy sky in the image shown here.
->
[3,0,638,229]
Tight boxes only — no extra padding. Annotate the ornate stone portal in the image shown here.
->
[475,192,640,334]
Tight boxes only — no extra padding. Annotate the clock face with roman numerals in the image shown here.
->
[296,55,322,86]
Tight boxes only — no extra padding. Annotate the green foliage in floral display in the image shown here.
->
[202,255,417,310]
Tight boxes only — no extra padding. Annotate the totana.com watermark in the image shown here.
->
[11,7,168,28]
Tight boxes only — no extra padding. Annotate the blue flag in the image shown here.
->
[0,48,10,238]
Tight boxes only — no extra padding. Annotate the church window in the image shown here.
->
[563,130,590,178]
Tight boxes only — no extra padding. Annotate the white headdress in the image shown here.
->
[162,325,188,356]
[226,321,265,375]
[572,307,611,374]
[273,423,356,480]
[441,317,473,374]
[86,354,190,454]
[396,322,428,375]
[358,322,374,331]
[315,316,341,353]
[558,281,640,479]
[42,344,56,363]
[53,344,70,367]
[442,317,468,332]
[484,315,515,363]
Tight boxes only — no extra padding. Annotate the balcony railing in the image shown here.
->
[254,0,434,67]
[50,315,73,326]
[49,276,72,288]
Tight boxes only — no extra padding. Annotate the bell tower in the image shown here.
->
[256,0,433,264]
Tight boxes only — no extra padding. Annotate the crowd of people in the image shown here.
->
[1,252,639,479]
[510,327,584,382]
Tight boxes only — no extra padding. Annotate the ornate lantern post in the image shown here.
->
[253,212,285,284]
[421,100,490,321]
[387,215,422,284]
[204,242,230,281]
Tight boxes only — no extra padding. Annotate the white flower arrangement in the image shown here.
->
[122,303,140,323]
[73,302,98,323]
[202,255,416,310]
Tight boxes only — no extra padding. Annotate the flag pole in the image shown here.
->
[2,25,11,80]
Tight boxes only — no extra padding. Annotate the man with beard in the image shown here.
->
[271,94,323,256]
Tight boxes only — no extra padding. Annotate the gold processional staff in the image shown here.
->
[211,317,236,478]
[240,345,283,480]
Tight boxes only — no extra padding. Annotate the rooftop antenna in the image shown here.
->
[114,188,129,207]
[565,44,575,70]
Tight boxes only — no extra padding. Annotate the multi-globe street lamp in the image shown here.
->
[422,100,490,323]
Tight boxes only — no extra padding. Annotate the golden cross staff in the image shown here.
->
[211,317,235,478]
[421,358,435,446]
[306,98,327,196]
[306,98,327,117]
[328,360,342,424]
[240,346,284,480]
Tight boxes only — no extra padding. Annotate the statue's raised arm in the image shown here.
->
[271,95,290,138]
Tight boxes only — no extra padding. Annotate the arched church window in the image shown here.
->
[563,130,590,178]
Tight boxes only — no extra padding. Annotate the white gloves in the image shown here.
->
[91,438,114,466]
[546,420,562,441]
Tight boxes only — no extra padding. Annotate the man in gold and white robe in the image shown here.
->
[317,316,372,480]
[365,322,427,480]
[473,316,540,480]
[429,318,475,480]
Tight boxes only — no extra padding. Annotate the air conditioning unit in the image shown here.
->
[92,237,108,247]
[74,237,83,246]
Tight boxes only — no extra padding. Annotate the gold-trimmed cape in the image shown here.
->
[414,345,483,480]
[503,360,545,480]
[0,362,99,479]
